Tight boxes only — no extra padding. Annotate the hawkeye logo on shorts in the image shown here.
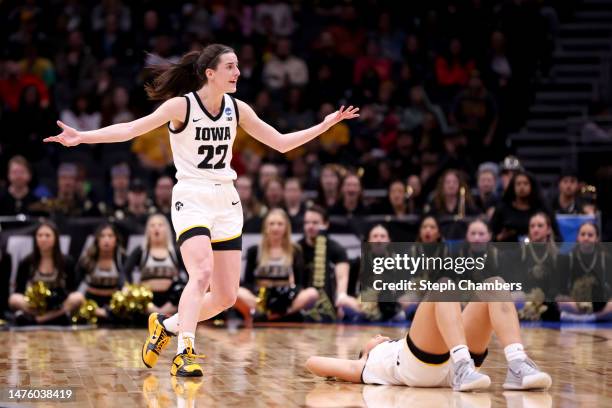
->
[175,201,184,211]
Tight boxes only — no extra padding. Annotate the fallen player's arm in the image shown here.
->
[305,356,365,383]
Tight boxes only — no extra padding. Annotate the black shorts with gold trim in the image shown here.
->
[406,335,488,367]
[177,226,242,251]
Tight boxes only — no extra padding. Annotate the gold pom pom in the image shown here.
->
[25,281,51,313]
[110,284,154,319]
[570,275,597,304]
[358,289,381,321]
[577,302,594,314]
[72,299,99,325]
[518,288,548,321]
[256,287,268,314]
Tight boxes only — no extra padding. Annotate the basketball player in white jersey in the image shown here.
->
[306,298,552,391]
[45,43,359,377]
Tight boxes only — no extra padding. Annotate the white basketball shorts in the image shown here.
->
[171,179,243,250]
[361,336,487,387]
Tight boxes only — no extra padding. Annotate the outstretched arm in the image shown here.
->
[305,334,390,383]
[305,356,365,383]
[236,99,359,153]
[44,97,187,146]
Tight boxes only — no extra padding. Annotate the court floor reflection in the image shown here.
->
[0,325,609,407]
[304,383,557,408]
[306,383,493,408]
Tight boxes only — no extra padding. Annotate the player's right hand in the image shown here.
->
[43,120,83,147]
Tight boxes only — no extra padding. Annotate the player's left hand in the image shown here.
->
[323,105,360,130]
[374,334,391,342]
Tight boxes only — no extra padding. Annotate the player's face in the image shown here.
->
[304,211,327,240]
[211,53,240,93]
[98,227,117,252]
[528,215,550,242]
[36,225,56,253]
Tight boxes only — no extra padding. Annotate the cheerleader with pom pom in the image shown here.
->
[9,221,77,325]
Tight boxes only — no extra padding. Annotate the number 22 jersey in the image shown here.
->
[168,91,239,183]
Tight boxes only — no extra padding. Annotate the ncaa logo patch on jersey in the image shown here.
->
[225,107,233,121]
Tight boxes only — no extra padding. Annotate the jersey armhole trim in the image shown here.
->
[168,96,190,134]
[229,95,240,124]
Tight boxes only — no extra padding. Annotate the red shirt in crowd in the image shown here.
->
[435,56,476,87]
[0,73,49,111]
[353,56,393,85]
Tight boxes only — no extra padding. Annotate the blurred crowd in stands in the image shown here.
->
[1,0,603,227]
[0,0,585,204]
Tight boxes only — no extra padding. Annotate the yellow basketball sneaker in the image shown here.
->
[142,374,171,408]
[171,376,203,403]
[142,313,175,368]
[170,338,206,377]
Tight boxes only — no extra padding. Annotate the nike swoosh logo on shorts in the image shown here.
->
[232,201,239,205]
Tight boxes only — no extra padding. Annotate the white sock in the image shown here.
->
[162,314,179,334]
[450,345,471,363]
[177,332,195,354]
[504,343,527,362]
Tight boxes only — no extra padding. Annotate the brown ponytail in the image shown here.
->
[145,44,235,100]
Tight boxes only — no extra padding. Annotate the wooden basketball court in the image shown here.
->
[0,323,610,407]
